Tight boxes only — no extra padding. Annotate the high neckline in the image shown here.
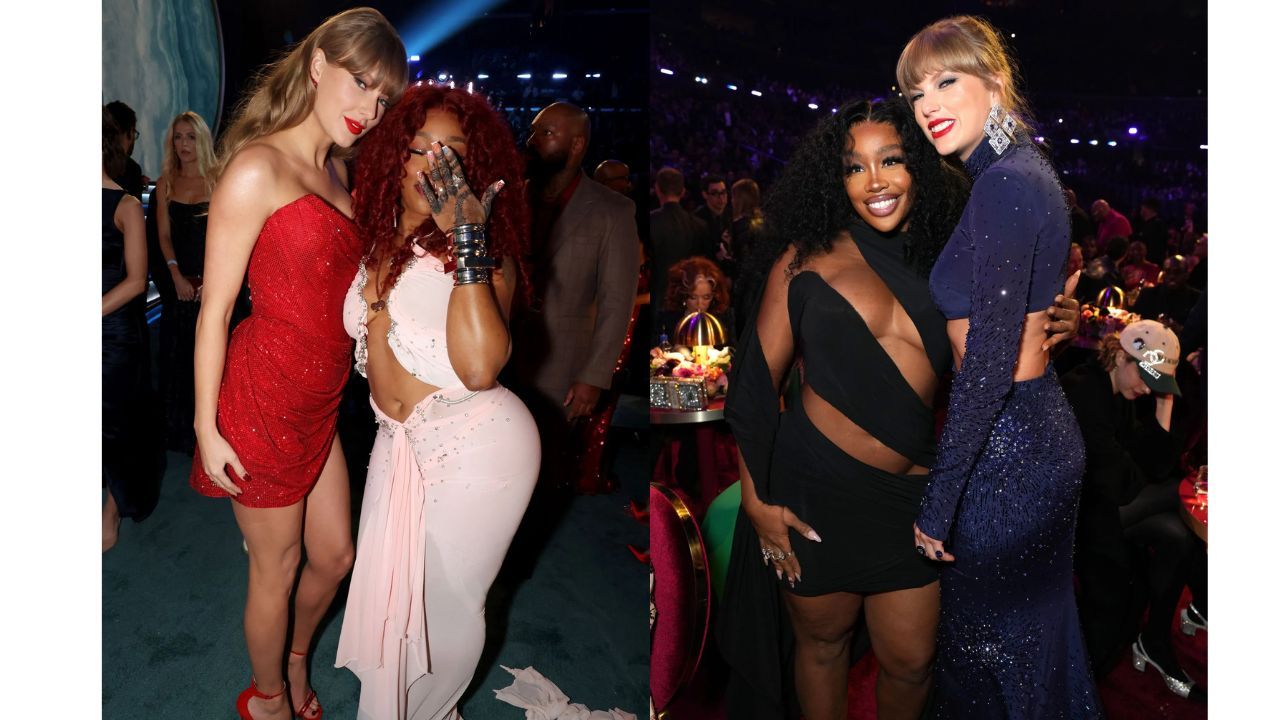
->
[962,134,1001,179]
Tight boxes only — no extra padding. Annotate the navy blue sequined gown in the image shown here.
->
[919,137,1100,718]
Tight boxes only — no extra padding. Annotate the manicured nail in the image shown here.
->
[806,530,822,542]
[496,179,506,188]
[776,568,783,580]
[935,550,944,559]
[916,545,926,556]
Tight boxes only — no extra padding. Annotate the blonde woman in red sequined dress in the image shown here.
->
[187,9,407,720]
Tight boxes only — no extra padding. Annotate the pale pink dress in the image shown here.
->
[336,254,539,720]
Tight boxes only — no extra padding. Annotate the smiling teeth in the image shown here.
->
[932,120,954,132]
[869,198,897,210]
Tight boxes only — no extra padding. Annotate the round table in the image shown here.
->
[1177,475,1208,543]
[651,398,726,514]
[650,398,725,426]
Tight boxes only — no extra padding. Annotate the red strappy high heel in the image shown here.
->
[236,678,287,720]
[289,649,323,720]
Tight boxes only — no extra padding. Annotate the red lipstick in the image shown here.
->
[928,118,954,139]
[344,116,364,135]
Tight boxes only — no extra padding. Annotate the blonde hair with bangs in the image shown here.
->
[161,111,216,198]
[213,6,407,184]
[896,15,1035,134]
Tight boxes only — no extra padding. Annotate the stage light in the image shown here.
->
[477,73,489,79]
[517,73,532,79]
[409,55,420,62]
[593,73,601,78]
[438,72,448,81]
[807,103,819,110]
[552,72,568,80]
[1128,127,1138,135]
[831,108,837,113]
[1107,140,1117,147]
[397,1,504,60]
[1035,136,1045,143]
[727,84,738,91]
[1058,118,1064,124]
[1070,139,1080,144]
[1010,33,1016,38]
[660,68,674,76]
[750,90,762,97]
[1200,144,1208,150]
[1089,140,1098,146]
[467,81,473,94]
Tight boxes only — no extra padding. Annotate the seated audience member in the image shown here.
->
[1063,321,1206,700]
[1119,240,1161,290]
[654,256,732,345]
[1091,198,1133,246]
[1132,255,1202,330]
[1066,242,1084,278]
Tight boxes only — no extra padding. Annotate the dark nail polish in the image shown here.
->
[935,550,944,559]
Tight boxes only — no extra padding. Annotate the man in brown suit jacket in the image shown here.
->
[513,102,641,432]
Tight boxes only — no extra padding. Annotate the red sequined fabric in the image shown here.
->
[191,194,362,507]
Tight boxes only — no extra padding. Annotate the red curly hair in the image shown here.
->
[352,82,531,298]
[664,256,730,314]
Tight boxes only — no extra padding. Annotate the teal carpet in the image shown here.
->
[102,419,649,719]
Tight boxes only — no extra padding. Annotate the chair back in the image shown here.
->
[649,482,711,713]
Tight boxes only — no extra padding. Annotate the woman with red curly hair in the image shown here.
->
[657,255,733,344]
[335,82,538,719]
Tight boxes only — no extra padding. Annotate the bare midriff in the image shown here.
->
[798,234,937,476]
[361,257,441,424]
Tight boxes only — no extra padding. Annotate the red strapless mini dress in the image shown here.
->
[191,194,362,507]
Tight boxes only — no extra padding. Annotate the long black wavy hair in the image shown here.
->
[737,97,970,314]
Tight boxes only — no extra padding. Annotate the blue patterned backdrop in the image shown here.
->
[102,0,223,179]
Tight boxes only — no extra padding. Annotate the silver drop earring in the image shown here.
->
[984,104,1016,155]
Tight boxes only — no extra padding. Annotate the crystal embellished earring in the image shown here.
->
[984,103,1016,155]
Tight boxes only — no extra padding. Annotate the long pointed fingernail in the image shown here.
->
[806,530,822,542]
[776,568,783,580]
[496,179,506,188]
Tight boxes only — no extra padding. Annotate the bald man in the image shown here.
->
[513,101,641,439]
[1090,198,1133,247]
[593,159,633,195]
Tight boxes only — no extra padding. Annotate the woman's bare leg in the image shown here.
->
[784,591,864,720]
[863,581,940,720]
[232,498,305,720]
[288,437,354,718]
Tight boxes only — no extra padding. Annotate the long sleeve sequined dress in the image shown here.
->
[919,137,1100,718]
